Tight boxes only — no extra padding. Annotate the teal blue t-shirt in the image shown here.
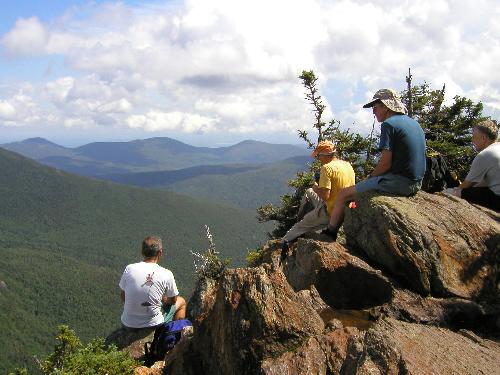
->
[378,114,426,181]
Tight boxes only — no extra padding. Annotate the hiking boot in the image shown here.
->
[280,241,289,262]
[321,227,338,241]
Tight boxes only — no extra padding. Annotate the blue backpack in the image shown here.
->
[145,319,192,365]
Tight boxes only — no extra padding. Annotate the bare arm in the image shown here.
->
[162,294,178,306]
[312,184,330,202]
[120,290,125,303]
[370,150,392,177]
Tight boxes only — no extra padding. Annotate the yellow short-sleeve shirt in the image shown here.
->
[318,159,356,215]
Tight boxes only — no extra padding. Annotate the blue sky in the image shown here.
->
[0,1,74,33]
[1,0,499,147]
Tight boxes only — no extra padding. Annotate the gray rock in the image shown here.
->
[343,191,500,299]
[342,318,500,375]
[283,238,393,310]
[105,326,155,361]
[187,266,324,375]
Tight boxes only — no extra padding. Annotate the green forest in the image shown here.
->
[0,148,271,373]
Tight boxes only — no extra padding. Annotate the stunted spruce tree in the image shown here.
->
[400,82,488,179]
[257,70,377,238]
[258,72,490,239]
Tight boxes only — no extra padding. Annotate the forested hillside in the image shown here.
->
[102,156,310,209]
[0,147,270,373]
[165,156,309,209]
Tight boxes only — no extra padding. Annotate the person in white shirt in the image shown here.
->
[119,236,186,329]
[456,119,500,211]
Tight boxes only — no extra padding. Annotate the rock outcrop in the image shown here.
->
[343,191,499,299]
[342,318,500,374]
[105,326,156,361]
[282,239,393,309]
[183,265,325,374]
[108,191,500,374]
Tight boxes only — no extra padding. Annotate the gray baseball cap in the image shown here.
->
[363,89,407,114]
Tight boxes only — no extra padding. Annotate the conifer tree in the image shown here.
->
[257,70,377,238]
[258,72,490,239]
[400,82,488,179]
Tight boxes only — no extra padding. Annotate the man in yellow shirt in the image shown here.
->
[281,141,355,254]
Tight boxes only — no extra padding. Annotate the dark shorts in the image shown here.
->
[461,186,500,212]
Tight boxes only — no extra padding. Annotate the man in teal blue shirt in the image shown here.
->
[323,89,426,240]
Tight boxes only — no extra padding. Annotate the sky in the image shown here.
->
[0,0,499,147]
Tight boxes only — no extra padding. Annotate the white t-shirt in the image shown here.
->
[119,262,179,328]
[466,142,500,195]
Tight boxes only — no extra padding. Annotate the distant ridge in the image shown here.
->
[1,136,308,176]
[2,137,72,160]
[23,137,61,145]
[103,163,263,187]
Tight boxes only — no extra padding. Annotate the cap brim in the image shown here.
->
[362,99,380,108]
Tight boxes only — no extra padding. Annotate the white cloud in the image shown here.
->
[45,77,75,104]
[1,17,48,56]
[97,99,132,114]
[64,117,93,128]
[126,110,218,133]
[0,101,16,120]
[0,91,42,126]
[0,0,499,141]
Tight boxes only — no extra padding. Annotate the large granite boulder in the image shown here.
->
[343,191,499,299]
[184,265,324,375]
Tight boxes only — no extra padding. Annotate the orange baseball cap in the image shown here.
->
[311,140,336,157]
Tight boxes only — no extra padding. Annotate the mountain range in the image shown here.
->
[0,147,272,373]
[2,137,312,211]
[1,137,308,176]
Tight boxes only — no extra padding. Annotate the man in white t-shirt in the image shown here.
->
[457,119,500,211]
[119,236,186,329]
